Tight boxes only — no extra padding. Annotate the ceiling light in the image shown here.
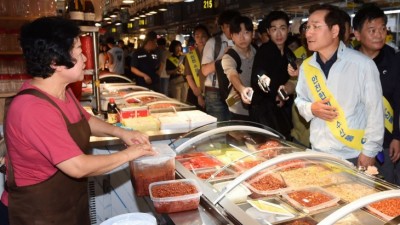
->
[158,4,168,11]
[384,9,400,15]
[122,0,134,3]
[149,7,157,14]
[115,20,122,26]
[184,0,194,2]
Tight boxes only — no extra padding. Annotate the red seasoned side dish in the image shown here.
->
[149,103,178,109]
[197,171,229,179]
[248,174,286,191]
[285,220,316,225]
[179,156,222,169]
[276,159,305,171]
[370,198,400,218]
[234,160,262,172]
[175,152,207,159]
[288,190,332,207]
[138,96,158,104]
[258,140,281,149]
[152,182,198,198]
[151,181,200,213]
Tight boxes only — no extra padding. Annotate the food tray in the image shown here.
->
[175,152,209,160]
[177,156,223,170]
[274,159,306,172]
[231,159,263,173]
[244,172,289,197]
[280,164,339,188]
[239,197,297,224]
[366,198,400,221]
[195,167,237,181]
[149,179,202,214]
[213,181,251,204]
[279,216,318,225]
[130,144,176,196]
[281,186,340,213]
[323,182,377,202]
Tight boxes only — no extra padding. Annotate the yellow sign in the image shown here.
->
[203,0,213,9]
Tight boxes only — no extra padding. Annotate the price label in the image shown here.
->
[203,0,213,9]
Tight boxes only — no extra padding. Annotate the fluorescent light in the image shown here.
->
[384,9,400,15]
[122,0,134,3]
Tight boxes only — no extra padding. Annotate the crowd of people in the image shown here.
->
[106,4,399,187]
[95,4,400,187]
[1,2,400,225]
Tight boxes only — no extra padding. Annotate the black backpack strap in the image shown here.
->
[225,48,242,74]
[212,34,222,87]
[213,34,222,61]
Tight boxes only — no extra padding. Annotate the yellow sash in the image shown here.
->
[186,50,201,87]
[294,46,307,60]
[383,97,394,133]
[303,58,365,150]
[168,55,185,75]
[168,56,180,67]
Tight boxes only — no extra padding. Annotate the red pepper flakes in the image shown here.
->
[370,198,400,218]
[151,182,198,198]
[288,190,332,207]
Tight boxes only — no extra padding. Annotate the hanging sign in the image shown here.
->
[203,0,213,9]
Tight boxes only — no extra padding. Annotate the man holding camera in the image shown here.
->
[250,11,294,139]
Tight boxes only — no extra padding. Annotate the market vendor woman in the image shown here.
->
[0,17,155,225]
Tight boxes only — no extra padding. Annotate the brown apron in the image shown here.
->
[6,89,91,225]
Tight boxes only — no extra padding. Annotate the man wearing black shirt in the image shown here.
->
[250,11,294,139]
[130,31,160,92]
[354,4,400,184]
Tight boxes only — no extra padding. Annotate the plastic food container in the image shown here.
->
[99,212,156,225]
[195,167,237,181]
[130,144,176,196]
[274,159,306,172]
[244,172,288,198]
[213,181,251,204]
[279,217,318,225]
[282,186,340,213]
[149,179,202,214]
[177,156,223,170]
[175,152,208,160]
[366,198,400,221]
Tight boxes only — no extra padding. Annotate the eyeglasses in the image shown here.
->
[305,24,328,32]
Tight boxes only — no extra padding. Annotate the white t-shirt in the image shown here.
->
[108,46,125,75]
[201,33,233,88]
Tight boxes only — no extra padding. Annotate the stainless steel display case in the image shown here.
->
[170,121,400,225]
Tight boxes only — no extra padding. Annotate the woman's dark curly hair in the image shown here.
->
[20,16,81,78]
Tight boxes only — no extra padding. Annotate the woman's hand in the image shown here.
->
[119,129,150,146]
[124,143,156,161]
